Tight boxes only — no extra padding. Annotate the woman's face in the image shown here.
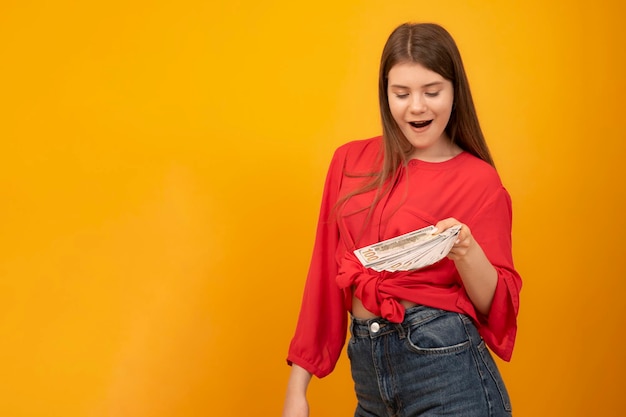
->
[387,62,455,161]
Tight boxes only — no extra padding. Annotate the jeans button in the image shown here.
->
[370,322,380,333]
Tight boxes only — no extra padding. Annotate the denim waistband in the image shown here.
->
[350,305,457,339]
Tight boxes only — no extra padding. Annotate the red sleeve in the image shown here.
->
[286,146,349,378]
[457,187,522,361]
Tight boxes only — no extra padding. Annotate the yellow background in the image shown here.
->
[1,1,625,416]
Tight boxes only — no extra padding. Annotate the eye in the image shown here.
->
[394,93,409,99]
[425,91,440,98]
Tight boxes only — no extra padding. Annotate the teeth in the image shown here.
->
[410,120,431,128]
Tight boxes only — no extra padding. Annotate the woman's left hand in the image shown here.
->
[434,218,498,316]
[434,218,473,260]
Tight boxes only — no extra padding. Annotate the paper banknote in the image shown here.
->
[353,225,461,272]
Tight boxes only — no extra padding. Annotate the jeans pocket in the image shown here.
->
[477,341,513,412]
[405,311,471,355]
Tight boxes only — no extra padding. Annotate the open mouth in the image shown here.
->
[409,120,433,128]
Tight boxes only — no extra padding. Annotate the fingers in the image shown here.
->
[433,218,473,259]
[433,217,459,234]
[456,224,471,244]
[434,218,471,236]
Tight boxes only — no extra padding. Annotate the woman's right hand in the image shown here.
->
[281,392,309,417]
[281,364,312,417]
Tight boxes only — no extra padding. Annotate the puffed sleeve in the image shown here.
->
[286,146,349,378]
[457,186,522,361]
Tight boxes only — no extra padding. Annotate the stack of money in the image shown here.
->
[353,224,462,272]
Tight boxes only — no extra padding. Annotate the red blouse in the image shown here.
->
[287,136,522,378]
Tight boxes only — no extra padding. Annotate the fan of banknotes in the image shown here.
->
[353,224,462,272]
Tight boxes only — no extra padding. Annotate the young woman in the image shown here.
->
[282,22,522,417]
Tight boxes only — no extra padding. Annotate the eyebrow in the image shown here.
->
[389,81,444,88]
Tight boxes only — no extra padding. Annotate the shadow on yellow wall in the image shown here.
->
[0,1,625,416]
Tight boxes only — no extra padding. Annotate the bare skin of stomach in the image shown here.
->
[351,294,418,320]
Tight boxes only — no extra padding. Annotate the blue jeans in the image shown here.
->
[347,305,512,417]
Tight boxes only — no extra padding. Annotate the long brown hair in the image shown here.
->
[341,23,495,212]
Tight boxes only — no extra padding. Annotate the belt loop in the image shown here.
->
[395,323,406,339]
[349,317,354,337]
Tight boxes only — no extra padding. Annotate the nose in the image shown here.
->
[409,95,427,113]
